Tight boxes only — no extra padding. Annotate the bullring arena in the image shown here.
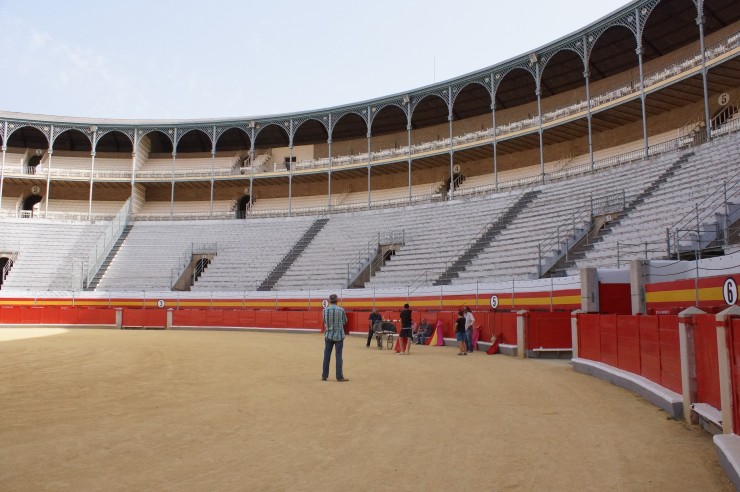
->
[2,0,740,489]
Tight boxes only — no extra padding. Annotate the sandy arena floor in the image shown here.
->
[0,328,732,491]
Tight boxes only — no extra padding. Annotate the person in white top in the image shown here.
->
[464,306,475,352]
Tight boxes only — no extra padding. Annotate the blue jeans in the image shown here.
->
[322,338,344,379]
[465,328,473,352]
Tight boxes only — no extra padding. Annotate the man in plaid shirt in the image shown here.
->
[322,294,349,382]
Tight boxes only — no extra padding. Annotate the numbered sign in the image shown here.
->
[718,93,730,106]
[490,295,499,309]
[157,299,166,308]
[321,299,329,309]
[723,278,737,306]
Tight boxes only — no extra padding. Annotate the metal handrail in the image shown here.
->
[85,198,131,288]
[346,231,405,285]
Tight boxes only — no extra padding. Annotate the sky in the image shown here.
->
[0,0,630,120]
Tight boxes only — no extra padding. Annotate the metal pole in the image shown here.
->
[367,126,372,207]
[288,120,294,216]
[617,241,620,268]
[636,8,649,157]
[697,10,712,141]
[724,181,730,249]
[170,128,177,218]
[448,86,454,200]
[88,147,96,219]
[210,125,216,217]
[537,243,542,277]
[89,128,98,219]
[694,256,700,307]
[327,113,333,210]
[584,42,594,172]
[249,137,255,212]
[696,203,701,260]
[45,149,53,216]
[492,100,498,191]
[407,100,412,203]
[0,122,7,211]
[327,137,332,210]
[131,130,137,207]
[536,62,545,180]
[45,125,53,215]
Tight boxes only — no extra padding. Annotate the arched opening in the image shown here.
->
[253,123,291,173]
[494,68,540,174]
[450,82,494,187]
[52,129,92,153]
[236,194,251,219]
[6,126,49,174]
[369,104,408,198]
[0,256,12,288]
[95,130,134,154]
[587,25,642,157]
[369,104,407,152]
[22,194,42,215]
[332,112,371,204]
[27,153,43,175]
[540,49,590,169]
[293,119,328,167]
[410,94,449,146]
[215,128,251,169]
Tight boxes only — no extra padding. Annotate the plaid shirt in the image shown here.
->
[323,304,347,341]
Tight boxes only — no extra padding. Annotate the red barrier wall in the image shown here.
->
[731,319,740,433]
[493,312,518,345]
[576,314,682,395]
[122,309,167,328]
[694,314,721,409]
[0,306,116,326]
[170,309,324,331]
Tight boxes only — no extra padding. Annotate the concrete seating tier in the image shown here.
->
[0,219,110,291]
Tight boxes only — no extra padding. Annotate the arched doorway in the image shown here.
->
[0,257,12,288]
[27,154,43,175]
[236,195,251,219]
[22,194,42,216]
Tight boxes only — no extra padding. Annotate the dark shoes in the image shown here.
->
[321,377,327,381]
[337,378,349,382]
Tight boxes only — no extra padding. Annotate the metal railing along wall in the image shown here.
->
[85,198,132,288]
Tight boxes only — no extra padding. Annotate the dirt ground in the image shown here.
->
[0,328,732,491]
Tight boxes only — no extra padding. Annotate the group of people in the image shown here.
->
[366,305,434,352]
[455,307,476,356]
[321,294,477,381]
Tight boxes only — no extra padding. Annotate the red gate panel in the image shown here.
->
[657,316,681,394]
[731,319,740,433]
[122,309,166,328]
[694,314,721,409]
[526,312,571,350]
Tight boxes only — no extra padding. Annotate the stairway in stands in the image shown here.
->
[553,152,694,274]
[257,217,330,291]
[85,224,134,291]
[434,189,541,285]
